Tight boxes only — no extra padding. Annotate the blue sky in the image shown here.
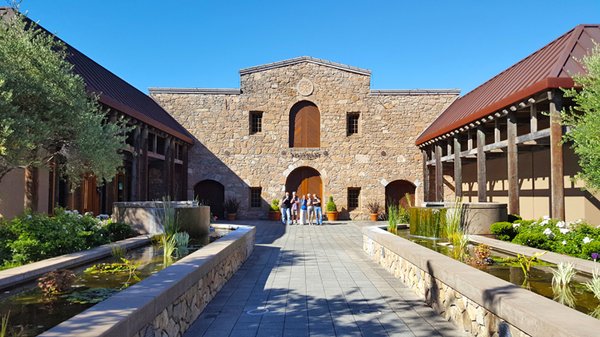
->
[18,0,600,95]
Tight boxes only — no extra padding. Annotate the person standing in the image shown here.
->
[313,195,323,225]
[306,193,314,225]
[299,195,308,225]
[290,191,299,225]
[280,192,291,225]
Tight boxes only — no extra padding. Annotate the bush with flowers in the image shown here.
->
[491,216,600,260]
[0,208,134,269]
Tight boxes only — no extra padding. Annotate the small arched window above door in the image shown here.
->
[289,101,320,148]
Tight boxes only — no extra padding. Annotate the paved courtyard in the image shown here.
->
[184,221,465,337]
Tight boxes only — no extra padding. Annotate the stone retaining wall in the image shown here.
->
[362,226,600,337]
[40,225,255,337]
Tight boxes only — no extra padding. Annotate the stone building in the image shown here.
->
[151,57,458,219]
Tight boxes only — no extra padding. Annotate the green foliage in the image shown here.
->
[0,311,8,337]
[561,44,600,192]
[507,214,522,223]
[490,221,518,241]
[551,262,576,288]
[513,231,554,251]
[408,207,447,238]
[326,196,337,212]
[84,258,140,288]
[66,288,118,304]
[516,252,547,280]
[110,244,126,260]
[585,269,600,301]
[0,11,129,186]
[104,221,134,242]
[397,206,410,224]
[387,204,398,234]
[37,269,76,294]
[270,199,280,212]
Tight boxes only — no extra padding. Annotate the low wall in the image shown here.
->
[112,201,211,237]
[362,226,600,337]
[40,224,255,337]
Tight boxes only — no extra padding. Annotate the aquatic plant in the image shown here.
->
[173,231,190,248]
[516,252,547,280]
[387,204,398,234]
[585,269,600,301]
[160,196,179,237]
[37,270,76,295]
[66,288,118,304]
[551,262,576,288]
[408,207,447,238]
[0,311,8,337]
[111,244,126,259]
[552,282,576,308]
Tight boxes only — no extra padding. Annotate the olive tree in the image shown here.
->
[562,44,600,191]
[0,9,129,208]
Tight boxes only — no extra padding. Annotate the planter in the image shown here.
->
[326,211,338,221]
[227,213,237,221]
[268,211,281,221]
[369,213,378,221]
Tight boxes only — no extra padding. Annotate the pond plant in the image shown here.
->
[66,288,119,305]
[37,270,76,295]
[387,204,398,234]
[551,262,577,308]
[1,311,9,337]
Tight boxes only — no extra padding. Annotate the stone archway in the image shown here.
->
[385,180,416,209]
[194,180,225,218]
[285,167,323,199]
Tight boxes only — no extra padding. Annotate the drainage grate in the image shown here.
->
[246,307,269,315]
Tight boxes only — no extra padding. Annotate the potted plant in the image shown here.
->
[326,196,338,221]
[269,199,281,221]
[223,197,240,221]
[366,201,382,221]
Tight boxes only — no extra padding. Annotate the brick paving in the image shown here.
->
[184,221,465,337]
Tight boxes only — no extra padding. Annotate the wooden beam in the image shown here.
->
[422,150,430,202]
[507,112,519,215]
[530,103,538,133]
[454,136,462,198]
[494,119,501,143]
[435,144,443,202]
[549,91,565,220]
[467,130,473,150]
[477,126,487,202]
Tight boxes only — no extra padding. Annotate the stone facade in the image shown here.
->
[151,57,458,219]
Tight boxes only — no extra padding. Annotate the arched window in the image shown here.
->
[289,101,320,148]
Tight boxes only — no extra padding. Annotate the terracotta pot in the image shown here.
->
[227,213,237,221]
[326,211,338,221]
[269,211,281,221]
[369,213,378,221]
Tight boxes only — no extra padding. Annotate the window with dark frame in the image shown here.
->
[250,111,263,134]
[347,187,360,210]
[250,187,262,208]
[347,112,360,136]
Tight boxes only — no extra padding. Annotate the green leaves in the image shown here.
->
[0,12,129,187]
[562,44,600,192]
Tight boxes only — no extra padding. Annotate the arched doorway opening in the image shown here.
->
[385,180,416,209]
[285,167,323,199]
[194,180,225,218]
[289,101,320,148]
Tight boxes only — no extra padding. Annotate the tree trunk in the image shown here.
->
[24,166,38,212]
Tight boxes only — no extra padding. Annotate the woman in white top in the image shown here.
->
[306,193,314,225]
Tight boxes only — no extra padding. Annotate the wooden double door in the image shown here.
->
[286,167,323,199]
[289,101,320,148]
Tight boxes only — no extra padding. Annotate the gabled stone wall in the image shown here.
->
[151,60,457,219]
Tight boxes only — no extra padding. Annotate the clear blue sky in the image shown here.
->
[18,0,600,95]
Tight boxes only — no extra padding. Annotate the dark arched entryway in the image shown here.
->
[286,167,323,199]
[194,180,225,218]
[289,101,320,148]
[385,180,416,209]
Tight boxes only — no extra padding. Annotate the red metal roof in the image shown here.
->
[6,9,193,144]
[416,24,600,146]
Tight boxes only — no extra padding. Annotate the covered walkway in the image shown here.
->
[184,221,465,337]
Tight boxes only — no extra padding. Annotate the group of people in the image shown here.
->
[279,191,323,225]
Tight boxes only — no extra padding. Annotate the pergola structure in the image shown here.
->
[416,24,600,220]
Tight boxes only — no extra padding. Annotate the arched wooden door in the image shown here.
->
[286,167,323,198]
[289,101,320,148]
[194,180,225,218]
[385,180,416,209]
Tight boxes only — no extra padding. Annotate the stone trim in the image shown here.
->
[149,88,241,95]
[0,235,151,290]
[369,89,461,96]
[239,56,371,76]
[362,226,600,337]
[40,225,255,337]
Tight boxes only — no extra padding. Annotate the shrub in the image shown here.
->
[490,221,518,241]
[326,196,337,212]
[104,221,134,242]
[0,222,15,264]
[513,231,554,251]
[507,214,522,223]
[581,241,600,260]
[270,199,280,212]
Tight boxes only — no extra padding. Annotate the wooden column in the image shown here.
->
[24,166,39,211]
[549,91,565,219]
[422,149,430,202]
[435,143,443,202]
[507,112,519,214]
[453,136,462,198]
[477,126,487,202]
[182,144,189,200]
[140,126,149,201]
[164,136,173,199]
[530,104,538,133]
[130,126,141,201]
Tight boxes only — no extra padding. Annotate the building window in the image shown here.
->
[250,111,263,134]
[347,187,360,210]
[347,112,360,136]
[250,187,262,208]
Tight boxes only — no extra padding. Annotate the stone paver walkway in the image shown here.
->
[184,221,465,337]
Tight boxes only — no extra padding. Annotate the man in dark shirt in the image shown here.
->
[280,191,291,225]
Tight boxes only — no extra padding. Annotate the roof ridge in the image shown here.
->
[239,56,371,76]
[549,25,585,77]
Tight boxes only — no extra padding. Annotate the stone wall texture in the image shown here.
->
[151,60,457,219]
